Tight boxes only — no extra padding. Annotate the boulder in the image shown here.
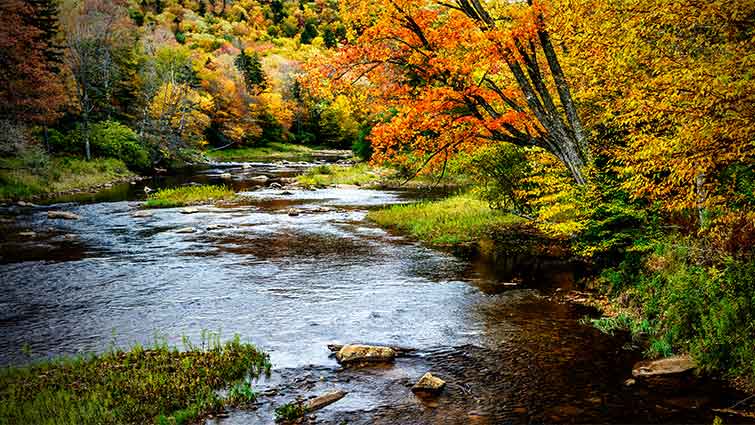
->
[47,211,81,220]
[411,372,446,395]
[287,209,300,216]
[180,207,199,214]
[175,227,196,234]
[304,390,347,411]
[18,231,36,237]
[632,355,697,392]
[269,182,282,189]
[335,344,396,364]
[250,175,269,183]
[632,355,695,378]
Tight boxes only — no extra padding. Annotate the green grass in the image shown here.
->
[297,163,386,188]
[144,185,235,208]
[368,193,524,245]
[0,157,134,200]
[274,401,308,422]
[0,333,271,425]
[206,143,321,162]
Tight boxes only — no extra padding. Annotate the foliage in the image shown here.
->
[0,333,270,424]
[470,143,533,214]
[235,49,267,94]
[595,238,755,379]
[226,381,257,405]
[144,184,235,208]
[368,194,523,245]
[89,121,151,170]
[274,401,308,422]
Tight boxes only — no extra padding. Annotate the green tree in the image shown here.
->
[234,50,267,94]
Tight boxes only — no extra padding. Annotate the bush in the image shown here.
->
[89,121,151,171]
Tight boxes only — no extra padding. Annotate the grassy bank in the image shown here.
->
[0,334,270,424]
[297,163,385,188]
[368,193,523,245]
[206,143,320,162]
[0,157,135,200]
[144,185,235,208]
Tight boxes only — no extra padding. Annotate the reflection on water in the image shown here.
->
[0,163,749,424]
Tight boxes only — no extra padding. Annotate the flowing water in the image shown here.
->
[0,159,749,424]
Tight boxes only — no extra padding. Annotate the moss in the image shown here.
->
[144,185,235,208]
[0,333,271,425]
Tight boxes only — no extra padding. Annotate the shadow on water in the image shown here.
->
[0,160,751,424]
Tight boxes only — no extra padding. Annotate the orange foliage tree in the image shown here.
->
[307,0,588,183]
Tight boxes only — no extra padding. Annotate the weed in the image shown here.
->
[274,401,308,422]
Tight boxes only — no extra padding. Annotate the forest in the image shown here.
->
[0,0,754,423]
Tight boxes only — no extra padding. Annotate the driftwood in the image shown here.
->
[304,390,347,411]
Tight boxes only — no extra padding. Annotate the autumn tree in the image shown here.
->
[308,0,588,183]
[0,0,66,129]
[550,0,755,244]
[63,0,135,159]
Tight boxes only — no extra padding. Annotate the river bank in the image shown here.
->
[1,159,752,424]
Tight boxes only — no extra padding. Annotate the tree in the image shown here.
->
[322,26,337,48]
[300,20,318,44]
[0,0,66,127]
[235,49,267,94]
[308,0,588,184]
[62,0,134,159]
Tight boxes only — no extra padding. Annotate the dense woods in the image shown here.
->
[1,0,753,400]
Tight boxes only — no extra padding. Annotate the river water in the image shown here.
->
[0,160,749,424]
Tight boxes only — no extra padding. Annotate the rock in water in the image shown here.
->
[632,355,695,378]
[220,173,232,179]
[175,227,196,234]
[180,207,199,214]
[47,211,81,220]
[131,210,153,218]
[304,390,347,411]
[287,209,300,216]
[412,372,446,394]
[632,355,697,392]
[335,344,396,364]
[250,175,269,182]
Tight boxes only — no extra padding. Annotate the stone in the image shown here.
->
[104,183,113,188]
[18,231,36,237]
[180,207,200,214]
[241,163,252,169]
[411,372,446,394]
[131,210,153,218]
[206,223,232,230]
[175,227,196,234]
[287,209,300,216]
[250,175,269,182]
[623,378,636,387]
[269,182,282,189]
[280,191,294,196]
[304,390,347,412]
[47,211,81,220]
[632,355,695,378]
[335,344,396,364]
[219,173,232,179]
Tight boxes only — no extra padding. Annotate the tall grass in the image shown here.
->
[0,333,271,424]
[144,185,235,208]
[368,193,523,245]
[0,157,134,200]
[206,143,318,162]
[297,163,384,188]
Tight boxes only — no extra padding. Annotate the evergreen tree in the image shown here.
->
[300,20,318,44]
[25,0,63,68]
[322,27,336,48]
[234,50,266,94]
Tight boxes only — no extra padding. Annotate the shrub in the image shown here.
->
[89,121,151,171]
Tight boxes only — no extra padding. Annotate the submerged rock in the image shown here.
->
[304,390,347,411]
[335,344,396,364]
[47,211,81,220]
[131,210,153,218]
[175,227,197,234]
[412,372,446,394]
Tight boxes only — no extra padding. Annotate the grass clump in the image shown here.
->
[0,333,271,425]
[144,185,235,208]
[0,156,134,200]
[297,163,385,188]
[206,143,318,162]
[368,193,523,245]
[274,401,308,422]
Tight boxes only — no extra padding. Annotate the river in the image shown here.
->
[0,159,748,424]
